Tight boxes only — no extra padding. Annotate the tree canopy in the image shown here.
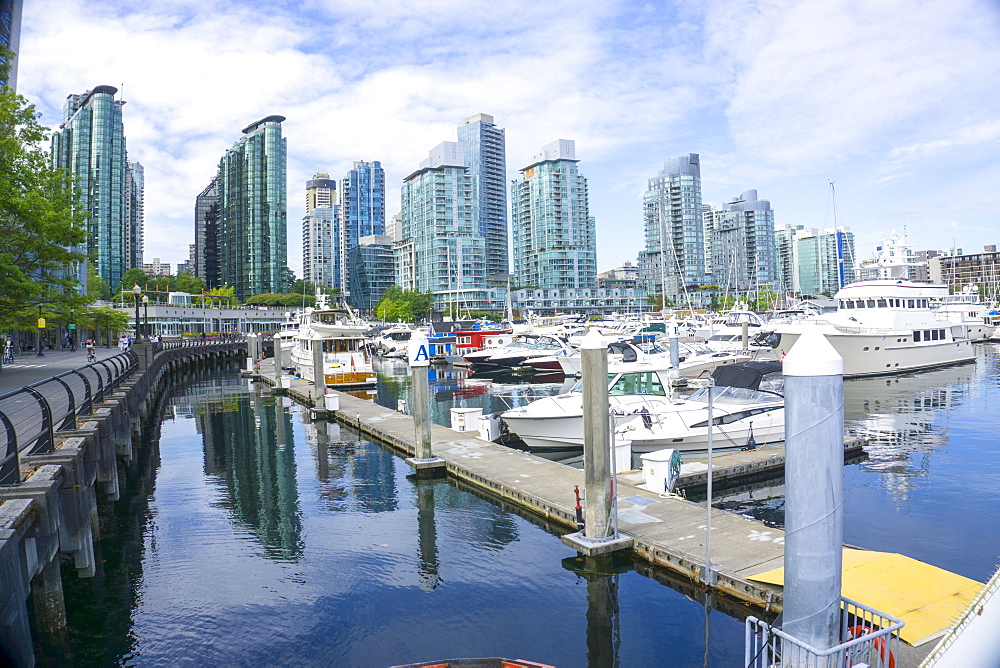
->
[375,286,433,323]
[0,47,87,331]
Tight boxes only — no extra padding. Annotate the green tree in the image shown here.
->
[0,48,87,331]
[86,261,110,301]
[174,272,204,294]
[118,267,150,296]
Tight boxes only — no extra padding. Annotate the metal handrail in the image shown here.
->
[745,596,903,667]
[0,351,135,485]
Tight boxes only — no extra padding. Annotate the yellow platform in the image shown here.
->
[749,549,983,646]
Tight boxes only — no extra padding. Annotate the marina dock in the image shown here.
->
[248,359,983,662]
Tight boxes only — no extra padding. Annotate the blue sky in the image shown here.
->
[16,0,1000,278]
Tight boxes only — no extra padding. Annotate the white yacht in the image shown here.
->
[754,279,976,378]
[499,362,680,453]
[616,380,784,456]
[931,284,995,343]
[290,294,376,387]
[370,323,418,357]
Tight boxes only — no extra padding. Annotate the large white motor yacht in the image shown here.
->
[754,280,976,378]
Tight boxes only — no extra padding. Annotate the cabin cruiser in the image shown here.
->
[700,308,768,352]
[370,323,418,357]
[752,279,976,378]
[556,340,755,378]
[615,365,784,457]
[463,333,573,370]
[290,294,376,387]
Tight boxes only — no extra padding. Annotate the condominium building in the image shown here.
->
[341,161,385,248]
[142,257,171,277]
[929,245,1000,289]
[347,235,395,312]
[194,176,221,288]
[639,153,706,306]
[216,115,288,301]
[341,161,385,309]
[398,142,487,310]
[457,113,508,276]
[302,205,344,292]
[774,223,856,296]
[511,139,596,289]
[125,161,145,272]
[305,173,337,213]
[0,0,22,89]
[51,85,131,292]
[703,190,777,293]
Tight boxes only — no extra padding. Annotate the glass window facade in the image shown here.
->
[51,85,130,292]
[216,116,288,301]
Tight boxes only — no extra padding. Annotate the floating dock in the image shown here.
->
[249,360,982,663]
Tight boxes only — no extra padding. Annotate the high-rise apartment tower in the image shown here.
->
[640,153,706,306]
[511,139,596,289]
[457,113,508,276]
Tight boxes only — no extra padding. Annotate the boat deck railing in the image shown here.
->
[745,596,902,668]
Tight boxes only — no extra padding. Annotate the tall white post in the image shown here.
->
[783,329,845,654]
[405,330,444,472]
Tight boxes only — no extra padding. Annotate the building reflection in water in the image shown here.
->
[305,418,399,514]
[197,389,304,561]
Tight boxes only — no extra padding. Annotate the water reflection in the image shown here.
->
[843,362,975,503]
[306,418,399,514]
[197,389,303,560]
[562,554,627,668]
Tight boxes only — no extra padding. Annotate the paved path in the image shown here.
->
[0,348,125,395]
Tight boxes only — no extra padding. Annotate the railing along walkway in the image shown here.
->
[0,337,246,485]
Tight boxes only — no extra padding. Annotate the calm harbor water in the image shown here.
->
[40,344,1000,665]
[42,366,745,667]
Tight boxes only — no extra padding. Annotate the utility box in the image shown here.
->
[478,413,500,442]
[450,407,482,432]
[640,448,682,494]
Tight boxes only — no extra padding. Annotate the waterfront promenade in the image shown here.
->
[0,347,123,393]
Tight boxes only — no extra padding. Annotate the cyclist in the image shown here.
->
[85,337,96,362]
[3,336,13,364]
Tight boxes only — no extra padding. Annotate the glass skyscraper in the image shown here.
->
[348,235,395,312]
[399,142,485,308]
[303,173,343,292]
[703,189,777,294]
[511,139,596,289]
[457,113,508,277]
[216,115,288,301]
[640,153,706,307]
[125,161,144,274]
[51,85,131,292]
[341,160,385,249]
[0,0,22,89]
[195,176,221,288]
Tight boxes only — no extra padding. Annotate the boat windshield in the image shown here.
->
[687,385,781,405]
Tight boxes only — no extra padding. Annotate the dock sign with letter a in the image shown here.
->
[407,330,431,367]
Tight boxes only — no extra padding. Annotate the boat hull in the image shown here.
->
[770,330,975,378]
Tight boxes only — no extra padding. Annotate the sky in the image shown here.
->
[16,0,1000,279]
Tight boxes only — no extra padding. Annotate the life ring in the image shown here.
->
[847,625,895,668]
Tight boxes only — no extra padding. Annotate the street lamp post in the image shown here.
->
[131,284,142,343]
[142,295,150,340]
